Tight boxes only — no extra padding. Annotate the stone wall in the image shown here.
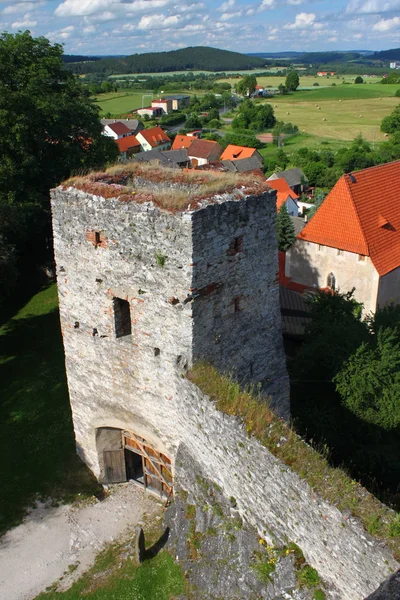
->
[286,239,379,314]
[51,184,397,600]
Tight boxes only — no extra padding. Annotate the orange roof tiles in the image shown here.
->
[171,135,193,150]
[267,178,299,210]
[220,145,258,161]
[138,126,171,148]
[116,136,141,152]
[298,160,400,276]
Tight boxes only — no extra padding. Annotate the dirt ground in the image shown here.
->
[0,483,162,600]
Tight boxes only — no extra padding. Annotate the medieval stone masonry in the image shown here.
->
[51,166,398,600]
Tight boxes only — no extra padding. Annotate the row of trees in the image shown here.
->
[266,133,400,187]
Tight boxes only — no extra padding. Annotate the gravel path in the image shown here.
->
[0,483,161,600]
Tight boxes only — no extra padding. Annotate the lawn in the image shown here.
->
[0,284,99,535]
[34,530,186,600]
[92,89,154,116]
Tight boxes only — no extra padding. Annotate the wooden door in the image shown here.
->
[103,449,126,483]
[123,432,173,498]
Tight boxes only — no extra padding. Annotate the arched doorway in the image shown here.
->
[96,427,173,499]
[327,272,336,290]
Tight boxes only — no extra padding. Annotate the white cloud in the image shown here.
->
[55,0,118,17]
[137,12,180,29]
[11,12,36,26]
[83,24,95,32]
[3,2,39,14]
[284,12,316,29]
[287,0,304,4]
[257,0,275,10]
[373,15,400,30]
[346,0,400,13]
[218,0,235,10]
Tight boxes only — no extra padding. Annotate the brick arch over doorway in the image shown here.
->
[96,427,173,499]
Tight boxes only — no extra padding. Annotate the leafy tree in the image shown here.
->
[334,327,400,430]
[236,74,257,97]
[381,105,400,134]
[276,205,296,251]
[278,83,288,95]
[285,70,300,92]
[0,31,118,205]
[354,76,363,84]
[232,99,275,131]
[395,89,400,98]
[294,290,369,382]
[185,114,202,129]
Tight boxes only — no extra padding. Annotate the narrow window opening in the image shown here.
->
[337,249,343,256]
[154,347,160,357]
[327,272,336,290]
[233,297,242,312]
[358,254,365,262]
[74,321,80,329]
[227,235,244,256]
[113,297,132,338]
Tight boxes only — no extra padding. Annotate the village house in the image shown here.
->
[220,144,263,167]
[136,106,163,118]
[116,135,142,159]
[267,178,300,216]
[151,98,173,114]
[102,121,133,140]
[101,119,144,137]
[171,135,194,151]
[164,94,190,110]
[135,126,172,152]
[267,167,307,196]
[186,139,222,167]
[285,161,400,314]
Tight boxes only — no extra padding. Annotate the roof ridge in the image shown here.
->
[343,174,370,255]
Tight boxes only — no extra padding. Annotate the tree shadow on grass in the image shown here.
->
[0,289,99,535]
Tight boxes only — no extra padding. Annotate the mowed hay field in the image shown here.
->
[264,84,399,142]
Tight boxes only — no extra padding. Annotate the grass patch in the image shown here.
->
[297,565,320,588]
[63,162,268,213]
[188,363,400,561]
[34,534,185,600]
[0,284,100,534]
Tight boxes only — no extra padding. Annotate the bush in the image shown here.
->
[355,76,364,84]
[313,82,320,86]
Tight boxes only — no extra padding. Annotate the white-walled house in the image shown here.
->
[103,121,132,140]
[135,126,171,152]
[286,161,400,314]
[267,178,300,216]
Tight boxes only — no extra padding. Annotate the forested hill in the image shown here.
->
[370,48,400,61]
[65,46,267,75]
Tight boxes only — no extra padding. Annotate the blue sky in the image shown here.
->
[0,0,399,55]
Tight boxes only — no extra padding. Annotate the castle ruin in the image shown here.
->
[51,164,398,599]
[51,164,289,492]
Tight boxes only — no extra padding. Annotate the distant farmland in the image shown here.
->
[268,83,399,142]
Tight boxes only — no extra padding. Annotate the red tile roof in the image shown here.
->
[220,145,258,161]
[268,178,299,210]
[298,160,400,276]
[116,136,141,152]
[137,126,171,148]
[171,135,193,150]
[187,139,222,159]
[106,122,131,136]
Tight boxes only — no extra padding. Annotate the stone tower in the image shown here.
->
[51,164,289,494]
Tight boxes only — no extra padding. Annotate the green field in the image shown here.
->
[93,89,154,116]
[269,86,399,142]
[0,285,99,534]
